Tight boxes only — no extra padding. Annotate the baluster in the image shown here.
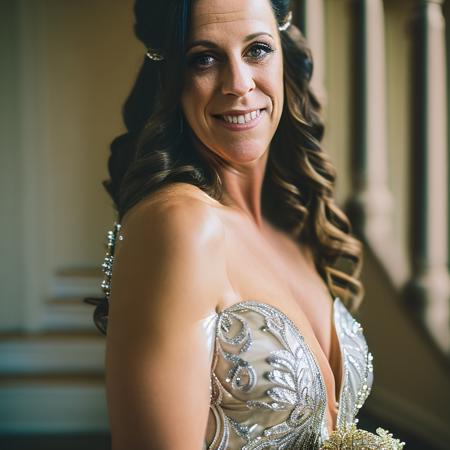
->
[404,0,450,355]
[296,0,327,105]
[345,0,401,281]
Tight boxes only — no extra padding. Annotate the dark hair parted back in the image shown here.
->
[94,0,364,334]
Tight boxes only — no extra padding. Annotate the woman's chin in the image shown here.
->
[216,144,269,165]
[189,131,270,165]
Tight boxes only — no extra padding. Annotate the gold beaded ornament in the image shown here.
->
[320,422,406,450]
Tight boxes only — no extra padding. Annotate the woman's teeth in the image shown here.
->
[222,109,262,124]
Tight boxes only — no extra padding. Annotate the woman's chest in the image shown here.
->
[220,215,335,362]
[217,215,344,427]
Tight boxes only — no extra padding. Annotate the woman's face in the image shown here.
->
[181,0,284,167]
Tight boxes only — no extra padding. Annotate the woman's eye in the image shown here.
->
[188,54,215,70]
[246,43,274,60]
[187,42,274,71]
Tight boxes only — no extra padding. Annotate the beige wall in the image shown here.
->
[39,0,139,268]
[0,0,140,331]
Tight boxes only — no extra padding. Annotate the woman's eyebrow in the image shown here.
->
[186,32,273,51]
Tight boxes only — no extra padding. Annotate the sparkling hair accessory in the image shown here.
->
[278,10,292,31]
[146,48,165,61]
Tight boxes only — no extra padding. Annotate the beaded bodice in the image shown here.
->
[201,298,374,450]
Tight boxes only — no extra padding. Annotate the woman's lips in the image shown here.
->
[212,108,266,131]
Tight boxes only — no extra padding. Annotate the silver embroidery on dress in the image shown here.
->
[217,310,256,393]
[333,298,374,430]
[208,302,327,449]
[205,298,374,450]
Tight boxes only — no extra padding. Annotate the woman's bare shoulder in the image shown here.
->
[134,182,221,209]
[121,182,221,224]
[114,182,227,313]
[120,182,224,241]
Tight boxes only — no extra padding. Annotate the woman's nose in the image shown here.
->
[220,59,256,96]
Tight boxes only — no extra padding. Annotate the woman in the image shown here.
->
[87,0,406,448]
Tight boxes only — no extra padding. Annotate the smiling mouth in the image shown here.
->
[214,108,266,124]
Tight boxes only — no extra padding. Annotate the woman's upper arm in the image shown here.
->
[105,195,226,450]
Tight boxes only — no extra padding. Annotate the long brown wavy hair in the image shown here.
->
[86,0,364,335]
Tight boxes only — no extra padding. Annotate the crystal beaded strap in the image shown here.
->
[96,222,122,334]
[101,222,123,299]
[84,221,123,335]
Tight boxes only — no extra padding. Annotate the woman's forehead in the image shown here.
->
[189,0,277,36]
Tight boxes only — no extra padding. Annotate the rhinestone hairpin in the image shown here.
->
[278,11,292,31]
[146,48,165,61]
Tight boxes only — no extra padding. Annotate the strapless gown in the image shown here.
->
[96,222,405,449]
[201,297,374,449]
